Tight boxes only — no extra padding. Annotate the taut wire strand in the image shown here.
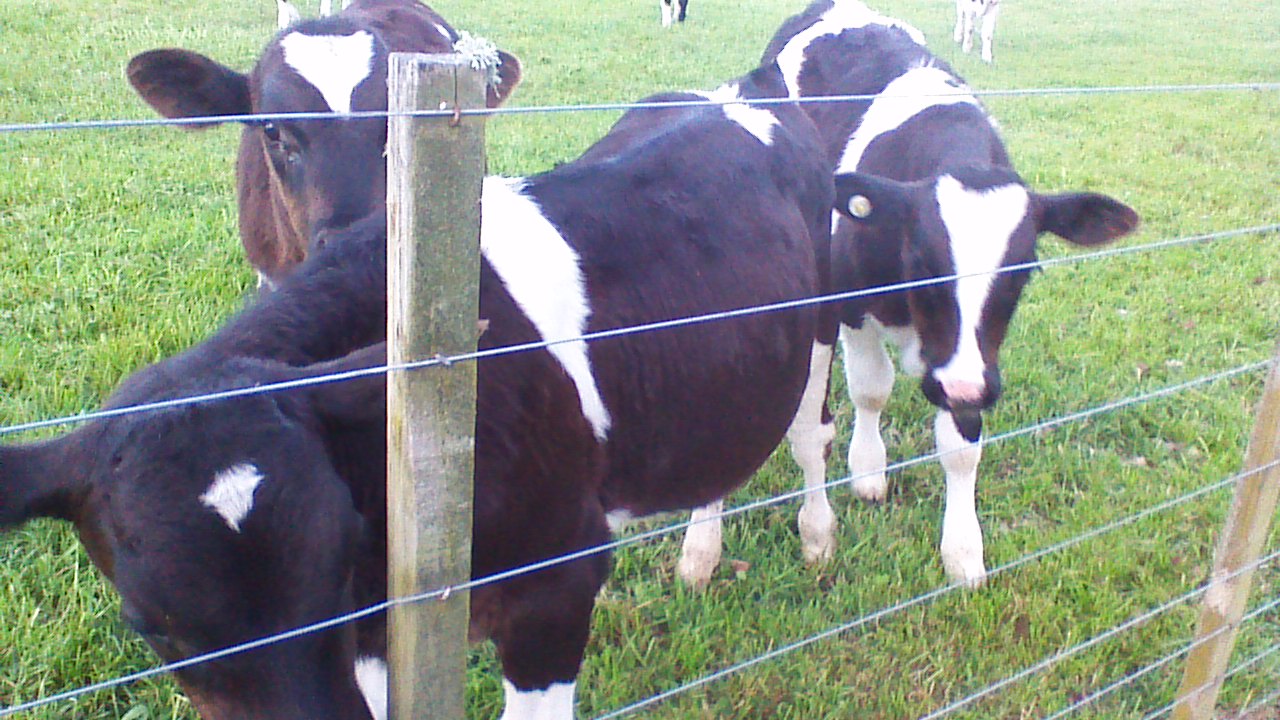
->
[2,82,1278,134]
[3,224,1276,439]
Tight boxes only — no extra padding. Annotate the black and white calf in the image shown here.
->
[680,0,1138,589]
[1,216,391,720]
[3,62,834,719]
[660,0,689,27]
[954,0,1000,63]
[128,0,522,286]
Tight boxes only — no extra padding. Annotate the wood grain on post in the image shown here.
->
[1174,342,1280,720]
[386,52,486,720]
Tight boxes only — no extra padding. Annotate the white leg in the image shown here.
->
[660,0,674,27]
[953,0,965,43]
[500,680,576,720]
[677,500,723,589]
[840,324,894,503]
[980,5,999,63]
[354,657,388,720]
[786,342,837,564]
[320,0,332,16]
[935,411,986,587]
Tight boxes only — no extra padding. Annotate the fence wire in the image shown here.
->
[1043,592,1280,720]
[1140,617,1280,720]
[2,69,1279,720]
[594,460,1280,720]
[1,82,1277,135]
[918,551,1280,719]
[2,365,1272,718]
[3,223,1277,440]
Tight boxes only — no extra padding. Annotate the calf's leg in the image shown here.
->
[841,324,895,503]
[935,410,987,587]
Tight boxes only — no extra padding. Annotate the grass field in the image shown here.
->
[2,0,1279,717]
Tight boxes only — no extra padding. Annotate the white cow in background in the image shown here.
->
[660,0,689,27]
[954,0,1000,63]
[276,0,353,29]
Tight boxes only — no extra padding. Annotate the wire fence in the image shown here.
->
[2,78,1279,718]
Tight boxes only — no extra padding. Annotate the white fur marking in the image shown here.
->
[605,510,634,533]
[500,680,576,720]
[280,31,376,114]
[354,656,388,720]
[692,84,778,146]
[775,0,926,98]
[931,176,1028,391]
[480,177,612,440]
[837,66,979,173]
[199,463,264,532]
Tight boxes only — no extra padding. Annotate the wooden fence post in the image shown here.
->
[385,52,486,720]
[1174,341,1280,719]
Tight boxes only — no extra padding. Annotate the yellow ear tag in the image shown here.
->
[848,194,873,218]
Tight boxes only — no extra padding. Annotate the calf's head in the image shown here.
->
[0,353,388,720]
[834,168,1139,440]
[126,0,522,283]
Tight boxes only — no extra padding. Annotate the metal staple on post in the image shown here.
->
[1174,340,1280,720]
[385,52,487,720]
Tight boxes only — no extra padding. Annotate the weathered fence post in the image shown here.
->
[1173,341,1280,719]
[385,52,487,720]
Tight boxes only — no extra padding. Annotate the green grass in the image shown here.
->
[2,0,1279,717]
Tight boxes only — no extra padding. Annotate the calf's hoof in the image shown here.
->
[676,547,720,590]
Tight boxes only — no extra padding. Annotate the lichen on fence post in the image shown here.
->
[385,52,486,720]
[1174,341,1280,720]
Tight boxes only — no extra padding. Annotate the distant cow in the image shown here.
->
[3,58,836,719]
[127,0,522,287]
[660,0,689,27]
[954,0,1000,63]
[678,0,1138,589]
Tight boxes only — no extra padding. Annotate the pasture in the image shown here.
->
[1,0,1278,717]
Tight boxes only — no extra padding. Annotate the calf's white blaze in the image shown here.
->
[481,177,612,440]
[836,66,979,173]
[199,463,264,532]
[694,84,778,146]
[500,680,576,720]
[775,0,925,98]
[354,656,388,720]
[280,31,375,114]
[931,175,1027,393]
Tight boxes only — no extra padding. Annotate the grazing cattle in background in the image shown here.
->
[2,60,836,719]
[678,0,1138,590]
[127,0,522,287]
[276,0,302,29]
[954,0,1000,63]
[660,0,689,27]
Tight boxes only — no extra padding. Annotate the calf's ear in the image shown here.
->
[486,50,523,108]
[1034,192,1140,247]
[126,49,252,129]
[0,437,84,529]
[833,172,915,229]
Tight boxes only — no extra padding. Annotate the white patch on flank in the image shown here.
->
[775,0,926,98]
[199,463,264,532]
[280,31,376,114]
[354,656,388,720]
[836,65,979,173]
[930,175,1028,389]
[480,177,612,441]
[499,680,576,720]
[692,83,778,146]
